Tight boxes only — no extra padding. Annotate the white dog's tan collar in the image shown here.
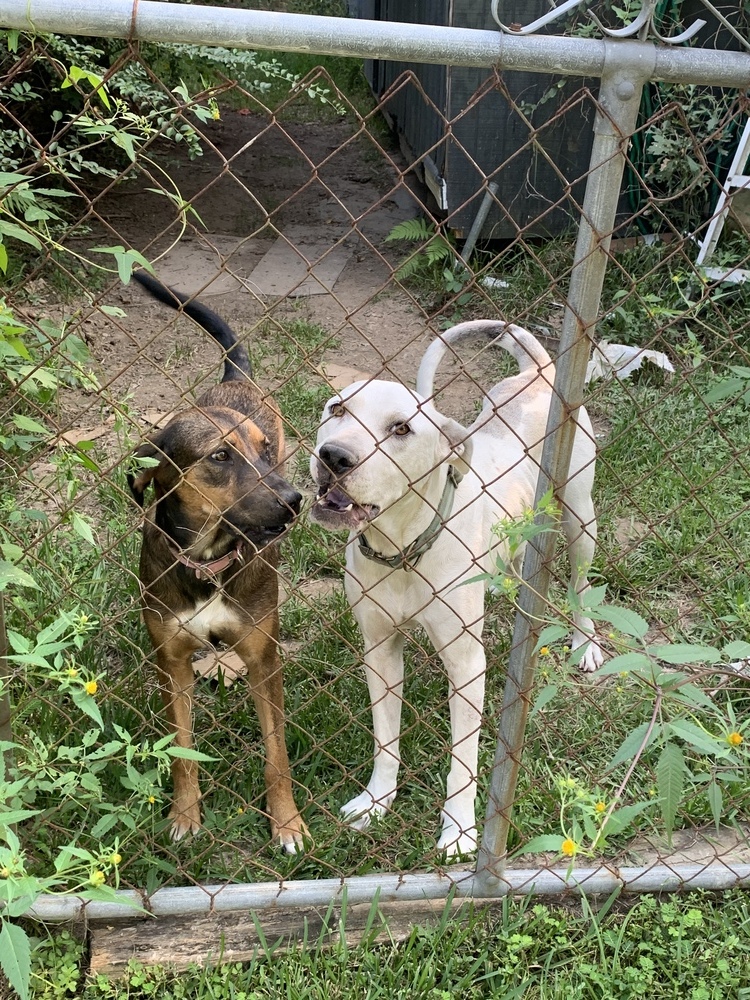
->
[357,466,462,571]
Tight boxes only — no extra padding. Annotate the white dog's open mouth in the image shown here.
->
[311,486,379,530]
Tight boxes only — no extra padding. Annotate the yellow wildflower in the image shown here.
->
[561,838,577,857]
[539,646,550,656]
[595,801,606,813]
[110,853,122,866]
[66,667,79,678]
[89,870,106,886]
[727,732,743,747]
[84,680,98,696]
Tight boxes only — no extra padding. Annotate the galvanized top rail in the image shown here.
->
[0,0,748,88]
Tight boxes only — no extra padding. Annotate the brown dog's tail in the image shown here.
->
[416,320,553,398]
[132,269,252,382]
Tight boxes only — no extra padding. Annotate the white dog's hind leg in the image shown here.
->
[341,631,405,830]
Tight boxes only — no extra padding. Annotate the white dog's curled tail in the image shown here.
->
[416,320,554,398]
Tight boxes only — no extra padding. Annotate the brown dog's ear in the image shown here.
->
[438,416,473,476]
[127,439,165,507]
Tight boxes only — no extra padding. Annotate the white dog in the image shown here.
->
[310,321,602,856]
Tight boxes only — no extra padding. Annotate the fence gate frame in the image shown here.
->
[2,0,750,928]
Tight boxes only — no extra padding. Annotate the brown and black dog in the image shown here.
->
[128,270,307,852]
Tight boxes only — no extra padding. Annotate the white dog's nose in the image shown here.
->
[319,442,357,477]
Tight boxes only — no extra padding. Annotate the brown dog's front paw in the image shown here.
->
[169,803,202,842]
[273,814,309,855]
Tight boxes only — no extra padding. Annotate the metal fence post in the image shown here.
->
[475,40,656,893]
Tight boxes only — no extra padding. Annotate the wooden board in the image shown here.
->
[89,897,470,974]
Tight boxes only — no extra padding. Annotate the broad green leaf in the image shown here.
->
[91,812,121,839]
[707,779,723,831]
[0,920,31,1000]
[600,801,652,837]
[672,683,715,711]
[724,640,750,659]
[0,219,41,249]
[656,741,684,841]
[5,629,30,653]
[529,684,558,723]
[590,605,649,638]
[89,245,153,284]
[668,718,724,757]
[70,687,103,729]
[166,747,217,762]
[70,511,96,546]
[649,643,721,665]
[513,834,566,856]
[582,583,608,609]
[595,651,652,676]
[609,720,657,767]
[0,243,7,273]
[12,414,48,435]
[0,808,41,827]
[703,377,746,403]
[0,561,38,591]
[534,625,568,653]
[0,170,29,187]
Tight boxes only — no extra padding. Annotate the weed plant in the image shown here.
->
[27,890,750,999]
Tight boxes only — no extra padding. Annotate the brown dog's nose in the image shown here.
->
[281,488,303,516]
[319,443,357,477]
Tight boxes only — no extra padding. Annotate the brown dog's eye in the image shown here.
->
[210,449,231,462]
[393,422,411,437]
[329,402,345,417]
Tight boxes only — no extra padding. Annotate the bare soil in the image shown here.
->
[58,109,445,431]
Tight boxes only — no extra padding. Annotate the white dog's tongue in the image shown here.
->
[324,487,353,511]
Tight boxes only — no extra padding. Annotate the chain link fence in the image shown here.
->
[1,0,750,953]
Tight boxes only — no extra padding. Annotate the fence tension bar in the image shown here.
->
[475,39,656,896]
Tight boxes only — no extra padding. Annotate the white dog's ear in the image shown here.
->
[438,416,473,475]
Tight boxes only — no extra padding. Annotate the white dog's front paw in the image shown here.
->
[340,789,396,832]
[576,637,604,673]
[571,623,604,673]
[437,821,477,858]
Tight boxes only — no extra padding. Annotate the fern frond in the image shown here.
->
[424,237,454,265]
[394,252,428,280]
[385,217,434,243]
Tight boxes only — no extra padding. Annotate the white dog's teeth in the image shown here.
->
[343,504,353,511]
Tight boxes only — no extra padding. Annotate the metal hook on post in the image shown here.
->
[490,0,590,34]
[587,0,706,43]
[491,0,706,42]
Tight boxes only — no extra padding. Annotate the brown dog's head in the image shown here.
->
[128,406,301,556]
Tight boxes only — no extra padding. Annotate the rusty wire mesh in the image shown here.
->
[1,23,749,900]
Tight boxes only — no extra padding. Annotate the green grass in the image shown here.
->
[28,889,750,999]
[3,106,750,992]
[5,281,750,890]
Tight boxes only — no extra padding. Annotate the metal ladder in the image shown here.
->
[695,117,750,283]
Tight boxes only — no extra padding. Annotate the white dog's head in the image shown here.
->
[310,379,472,531]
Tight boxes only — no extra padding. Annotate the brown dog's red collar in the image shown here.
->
[168,541,244,582]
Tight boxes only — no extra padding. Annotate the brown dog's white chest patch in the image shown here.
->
[177,595,240,644]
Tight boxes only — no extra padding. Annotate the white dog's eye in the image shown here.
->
[329,402,345,417]
[393,422,411,437]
